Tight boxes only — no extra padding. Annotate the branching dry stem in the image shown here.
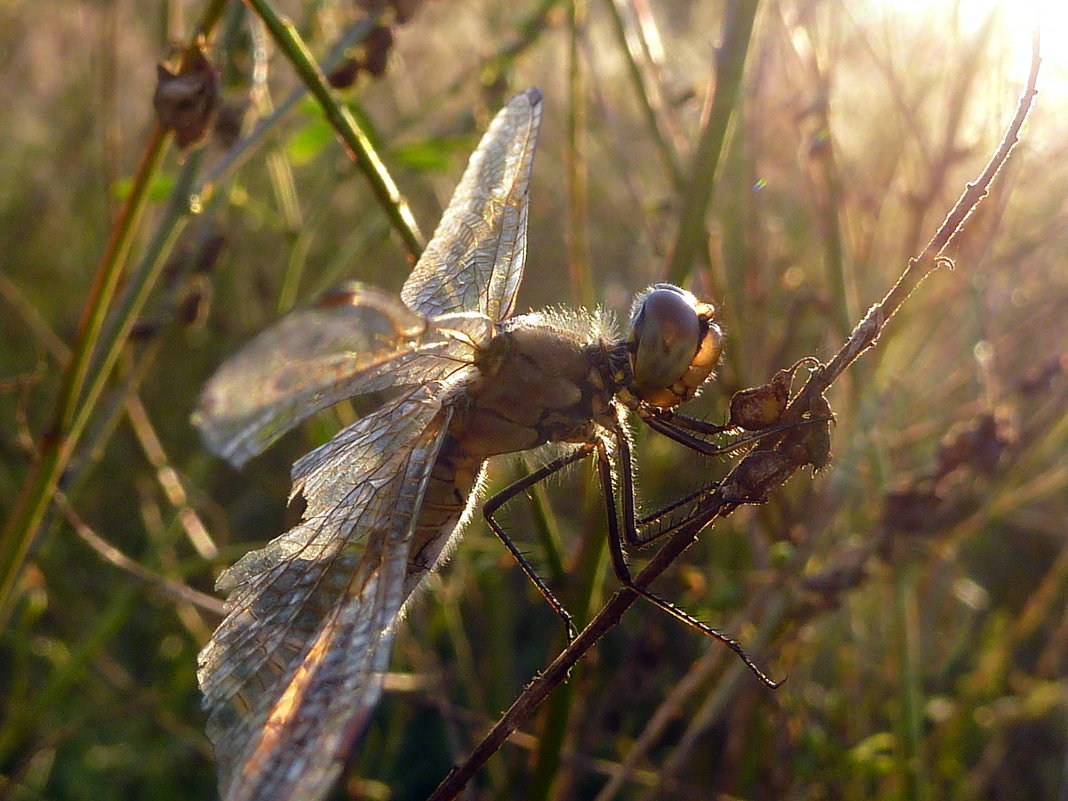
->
[425,33,1042,801]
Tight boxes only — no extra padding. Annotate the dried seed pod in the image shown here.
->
[729,357,819,430]
[212,102,247,149]
[328,26,394,87]
[800,544,870,601]
[390,0,426,24]
[882,487,943,535]
[362,25,394,77]
[780,393,834,470]
[728,375,789,430]
[178,276,212,331]
[718,449,795,504]
[328,57,361,89]
[935,411,1015,478]
[153,40,218,151]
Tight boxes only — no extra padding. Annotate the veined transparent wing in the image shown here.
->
[198,384,452,801]
[193,285,462,467]
[196,89,542,468]
[401,88,542,323]
[197,90,544,801]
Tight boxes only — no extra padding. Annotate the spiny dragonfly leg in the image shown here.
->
[483,447,594,642]
[595,429,782,689]
[641,411,732,456]
[646,408,830,462]
[650,409,732,436]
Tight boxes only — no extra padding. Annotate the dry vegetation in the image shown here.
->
[1,1,1066,800]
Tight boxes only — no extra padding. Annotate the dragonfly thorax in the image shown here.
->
[453,313,619,459]
[624,284,723,410]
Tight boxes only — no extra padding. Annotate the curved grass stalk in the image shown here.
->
[0,0,232,633]
[242,0,425,257]
[665,0,760,286]
[0,127,170,631]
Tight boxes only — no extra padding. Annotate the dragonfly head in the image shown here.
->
[626,284,723,409]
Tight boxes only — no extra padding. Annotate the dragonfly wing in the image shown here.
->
[401,88,542,322]
[198,384,451,801]
[194,286,453,467]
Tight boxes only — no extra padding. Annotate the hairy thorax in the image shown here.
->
[452,313,622,459]
[405,313,621,580]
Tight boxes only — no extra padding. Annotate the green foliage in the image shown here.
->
[1,1,1066,800]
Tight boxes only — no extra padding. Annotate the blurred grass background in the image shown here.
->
[1,1,1066,800]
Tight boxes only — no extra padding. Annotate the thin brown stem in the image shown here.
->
[425,34,1041,801]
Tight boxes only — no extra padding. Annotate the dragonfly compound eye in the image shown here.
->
[629,284,711,406]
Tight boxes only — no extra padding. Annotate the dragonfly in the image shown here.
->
[195,88,759,801]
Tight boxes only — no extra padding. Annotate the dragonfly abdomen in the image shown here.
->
[404,435,486,595]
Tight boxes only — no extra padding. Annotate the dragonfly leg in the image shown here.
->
[649,408,732,436]
[644,408,830,459]
[595,430,781,688]
[641,413,732,456]
[482,446,594,642]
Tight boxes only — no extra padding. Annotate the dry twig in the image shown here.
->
[426,33,1041,801]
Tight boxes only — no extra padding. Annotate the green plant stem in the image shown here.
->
[0,0,232,635]
[77,152,204,441]
[0,585,138,762]
[525,464,569,584]
[199,16,379,194]
[242,0,425,258]
[564,0,594,309]
[604,0,683,188]
[811,128,854,339]
[894,564,927,801]
[665,0,759,285]
[0,127,169,632]
[525,669,574,801]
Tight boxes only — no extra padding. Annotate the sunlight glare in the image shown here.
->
[872,0,1066,96]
